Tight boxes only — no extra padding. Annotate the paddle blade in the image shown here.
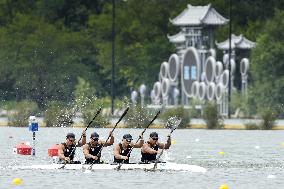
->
[166,116,182,131]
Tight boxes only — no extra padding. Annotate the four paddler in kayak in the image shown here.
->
[58,131,171,164]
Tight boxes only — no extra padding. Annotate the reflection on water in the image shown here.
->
[1,127,284,189]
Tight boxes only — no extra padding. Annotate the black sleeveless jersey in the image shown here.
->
[113,143,132,163]
[62,142,76,160]
[141,142,159,163]
[85,142,102,164]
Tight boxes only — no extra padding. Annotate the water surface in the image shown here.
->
[1,127,284,189]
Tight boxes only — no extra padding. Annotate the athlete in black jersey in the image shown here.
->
[83,131,114,164]
[141,132,171,163]
[58,132,86,164]
[113,134,144,163]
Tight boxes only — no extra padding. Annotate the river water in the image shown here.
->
[1,127,284,189]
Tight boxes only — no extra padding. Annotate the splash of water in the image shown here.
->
[166,116,182,129]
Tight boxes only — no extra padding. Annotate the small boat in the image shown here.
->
[13,162,206,173]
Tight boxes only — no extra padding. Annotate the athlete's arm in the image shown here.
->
[141,143,158,154]
[58,144,66,160]
[113,144,128,160]
[133,135,144,148]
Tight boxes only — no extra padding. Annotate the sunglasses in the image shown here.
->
[125,139,132,143]
[92,137,99,141]
[151,137,159,141]
[68,138,75,142]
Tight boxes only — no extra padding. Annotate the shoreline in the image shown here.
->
[2,123,284,130]
[1,117,284,130]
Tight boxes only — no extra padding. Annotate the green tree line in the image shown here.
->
[0,0,283,115]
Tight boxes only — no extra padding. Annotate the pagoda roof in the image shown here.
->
[167,32,186,43]
[170,4,228,26]
[216,34,256,50]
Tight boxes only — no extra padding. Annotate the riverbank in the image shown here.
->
[1,117,284,129]
[190,118,284,130]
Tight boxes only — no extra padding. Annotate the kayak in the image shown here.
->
[13,162,206,173]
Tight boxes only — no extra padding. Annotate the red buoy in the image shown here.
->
[48,144,59,157]
[14,143,32,155]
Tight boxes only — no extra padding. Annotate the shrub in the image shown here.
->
[73,77,110,127]
[81,106,109,128]
[8,100,39,127]
[188,99,202,118]
[73,77,96,109]
[0,100,18,111]
[114,96,129,110]
[231,89,242,116]
[45,101,73,127]
[160,107,190,129]
[78,97,110,128]
[259,108,276,130]
[245,122,260,130]
[202,102,223,129]
[240,88,258,118]
[124,105,153,128]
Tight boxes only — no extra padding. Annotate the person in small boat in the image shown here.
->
[83,131,114,164]
[140,132,171,163]
[58,132,86,164]
[113,134,144,164]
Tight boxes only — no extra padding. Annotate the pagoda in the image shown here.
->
[168,4,228,51]
[216,34,256,50]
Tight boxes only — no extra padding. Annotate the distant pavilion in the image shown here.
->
[168,4,228,52]
[216,34,256,50]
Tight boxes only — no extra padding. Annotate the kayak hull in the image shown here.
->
[13,162,206,173]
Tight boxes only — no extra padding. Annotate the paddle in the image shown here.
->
[88,106,129,170]
[152,116,182,170]
[116,110,161,170]
[59,107,102,169]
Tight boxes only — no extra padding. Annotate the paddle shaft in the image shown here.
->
[60,108,102,168]
[88,107,129,169]
[153,128,176,170]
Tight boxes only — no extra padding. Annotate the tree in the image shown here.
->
[250,9,284,114]
[0,14,97,108]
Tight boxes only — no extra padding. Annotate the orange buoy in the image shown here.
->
[48,144,59,157]
[14,143,32,155]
